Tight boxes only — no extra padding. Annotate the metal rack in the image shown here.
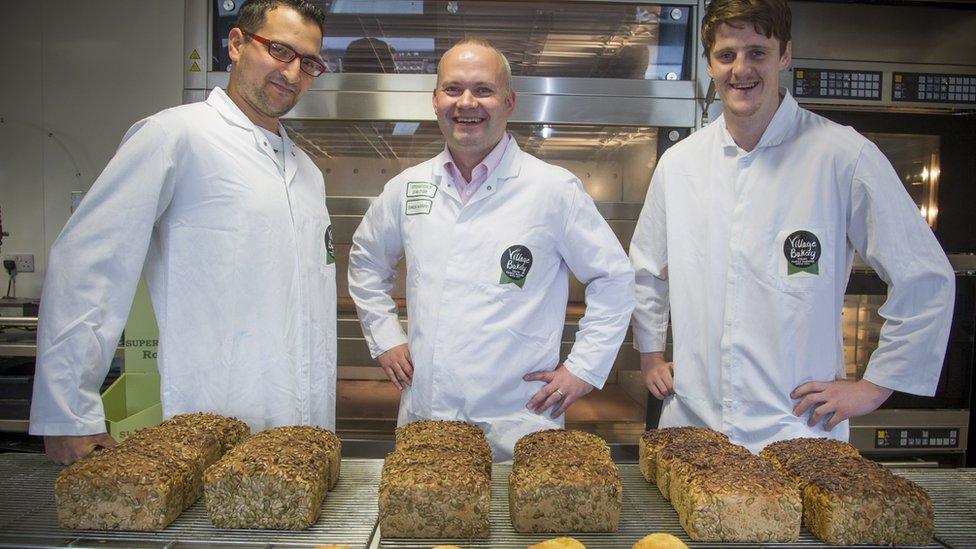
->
[0,454,381,548]
[1,454,974,548]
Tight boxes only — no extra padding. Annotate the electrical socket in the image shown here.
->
[4,254,34,273]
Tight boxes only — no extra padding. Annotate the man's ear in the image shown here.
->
[779,40,793,71]
[228,28,246,63]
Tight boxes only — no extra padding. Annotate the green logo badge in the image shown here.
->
[500,245,533,288]
[784,230,820,275]
[325,225,335,265]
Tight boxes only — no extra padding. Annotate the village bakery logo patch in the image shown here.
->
[784,230,820,275]
[500,245,533,288]
[325,225,335,265]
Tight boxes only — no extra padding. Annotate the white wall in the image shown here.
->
[0,1,184,299]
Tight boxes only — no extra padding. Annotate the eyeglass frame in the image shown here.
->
[242,31,327,77]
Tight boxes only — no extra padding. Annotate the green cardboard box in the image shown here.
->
[102,372,162,442]
[101,279,163,442]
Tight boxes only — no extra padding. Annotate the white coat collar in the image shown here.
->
[431,134,523,184]
[207,87,299,184]
[718,88,798,151]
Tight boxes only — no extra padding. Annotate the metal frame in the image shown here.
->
[184,0,704,128]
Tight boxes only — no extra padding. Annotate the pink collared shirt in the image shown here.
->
[442,133,510,205]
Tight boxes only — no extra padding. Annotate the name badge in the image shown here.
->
[405,198,433,216]
[406,181,437,199]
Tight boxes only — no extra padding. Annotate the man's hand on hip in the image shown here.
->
[791,379,894,431]
[640,352,674,400]
[44,433,117,465]
[377,343,413,391]
[523,364,594,419]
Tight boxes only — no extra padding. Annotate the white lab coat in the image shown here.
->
[630,92,955,453]
[349,138,634,460]
[29,88,337,435]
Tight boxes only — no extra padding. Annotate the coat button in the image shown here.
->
[487,186,492,190]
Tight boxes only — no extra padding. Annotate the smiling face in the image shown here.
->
[706,20,791,127]
[226,5,322,131]
[433,43,516,166]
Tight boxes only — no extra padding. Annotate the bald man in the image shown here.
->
[348,39,635,460]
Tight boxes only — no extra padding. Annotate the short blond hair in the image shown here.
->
[437,38,513,92]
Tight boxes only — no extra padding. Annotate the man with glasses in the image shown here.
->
[30,0,336,465]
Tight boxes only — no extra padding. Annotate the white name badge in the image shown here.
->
[405,198,433,215]
[406,181,437,199]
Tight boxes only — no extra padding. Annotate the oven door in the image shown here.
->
[809,110,975,465]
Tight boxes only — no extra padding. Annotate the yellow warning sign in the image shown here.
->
[190,49,201,60]
[190,61,201,72]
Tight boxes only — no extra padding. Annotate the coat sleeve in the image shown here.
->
[557,180,636,389]
[29,117,177,436]
[348,180,408,358]
[629,157,671,353]
[847,140,955,396]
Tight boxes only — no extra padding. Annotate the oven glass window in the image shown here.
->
[213,2,693,81]
[863,133,940,227]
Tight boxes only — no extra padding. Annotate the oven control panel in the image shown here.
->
[793,68,883,100]
[893,72,976,104]
[875,428,959,449]
[787,62,976,109]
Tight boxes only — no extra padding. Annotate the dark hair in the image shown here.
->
[701,0,791,57]
[236,0,326,35]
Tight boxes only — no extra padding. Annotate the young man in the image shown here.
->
[348,39,635,461]
[630,0,954,452]
[30,0,337,464]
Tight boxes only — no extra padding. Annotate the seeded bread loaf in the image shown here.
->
[379,420,491,538]
[759,437,860,477]
[514,428,612,462]
[54,413,249,530]
[761,439,933,545]
[655,438,747,501]
[157,413,250,456]
[379,449,491,538]
[394,419,492,477]
[638,427,729,483]
[509,429,621,533]
[664,443,802,542]
[203,425,340,529]
[55,437,205,530]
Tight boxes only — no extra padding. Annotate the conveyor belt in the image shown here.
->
[378,465,975,549]
[0,454,973,548]
[0,453,381,548]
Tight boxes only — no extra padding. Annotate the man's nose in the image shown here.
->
[731,54,750,77]
[281,57,303,83]
[457,89,478,108]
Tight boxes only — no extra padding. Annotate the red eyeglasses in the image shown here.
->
[244,32,326,77]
